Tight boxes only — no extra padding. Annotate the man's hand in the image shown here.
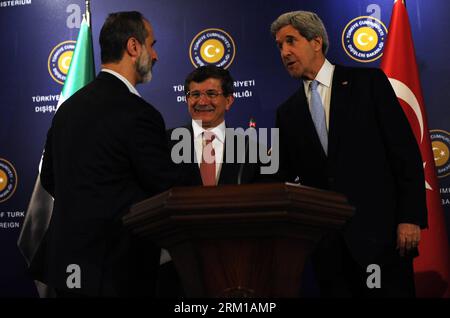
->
[397,223,421,257]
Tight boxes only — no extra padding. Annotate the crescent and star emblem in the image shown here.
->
[388,77,431,190]
[356,33,374,46]
[203,44,220,58]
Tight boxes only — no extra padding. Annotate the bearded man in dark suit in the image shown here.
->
[31,11,175,297]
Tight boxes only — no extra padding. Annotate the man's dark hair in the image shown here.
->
[184,65,234,96]
[99,11,148,64]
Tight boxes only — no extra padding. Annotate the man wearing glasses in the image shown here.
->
[168,65,263,187]
[158,65,266,296]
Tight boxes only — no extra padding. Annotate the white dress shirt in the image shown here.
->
[302,59,335,130]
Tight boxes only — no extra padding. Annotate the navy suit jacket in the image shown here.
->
[32,72,175,296]
[276,65,427,265]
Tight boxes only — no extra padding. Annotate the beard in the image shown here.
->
[136,48,154,83]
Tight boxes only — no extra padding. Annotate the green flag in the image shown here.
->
[58,16,95,107]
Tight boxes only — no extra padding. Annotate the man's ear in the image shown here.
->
[126,37,140,59]
[312,36,323,53]
[225,95,234,111]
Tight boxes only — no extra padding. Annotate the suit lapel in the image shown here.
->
[328,65,352,161]
[184,124,202,185]
[218,134,240,185]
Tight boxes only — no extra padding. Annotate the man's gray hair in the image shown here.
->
[270,11,329,55]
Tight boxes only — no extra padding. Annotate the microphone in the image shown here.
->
[237,118,256,185]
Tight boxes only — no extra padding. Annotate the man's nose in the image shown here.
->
[198,93,210,103]
[152,49,158,62]
[280,44,291,58]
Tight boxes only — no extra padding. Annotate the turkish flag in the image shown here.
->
[381,0,450,297]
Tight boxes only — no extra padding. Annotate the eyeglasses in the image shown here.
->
[186,90,225,100]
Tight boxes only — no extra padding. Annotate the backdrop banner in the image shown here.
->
[0,0,449,297]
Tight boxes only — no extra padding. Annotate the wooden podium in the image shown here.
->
[123,183,354,297]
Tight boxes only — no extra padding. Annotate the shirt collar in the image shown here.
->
[101,68,141,97]
[192,120,226,143]
[303,59,334,89]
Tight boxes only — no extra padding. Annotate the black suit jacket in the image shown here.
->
[167,124,264,186]
[32,72,175,296]
[276,65,427,265]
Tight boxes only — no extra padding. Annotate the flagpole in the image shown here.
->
[85,0,91,27]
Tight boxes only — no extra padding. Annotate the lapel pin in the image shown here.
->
[342,81,348,85]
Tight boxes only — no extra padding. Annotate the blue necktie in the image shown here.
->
[309,80,328,155]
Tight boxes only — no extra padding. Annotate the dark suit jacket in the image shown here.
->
[32,72,175,296]
[276,65,427,265]
[167,124,265,186]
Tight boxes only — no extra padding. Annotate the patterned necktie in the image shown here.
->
[200,131,216,186]
[309,80,328,155]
